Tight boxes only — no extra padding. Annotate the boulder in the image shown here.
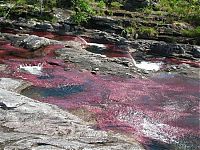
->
[192,46,200,58]
[87,16,123,34]
[34,23,54,31]
[19,35,51,50]
[124,0,158,10]
[149,42,185,56]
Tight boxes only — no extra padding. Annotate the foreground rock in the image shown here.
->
[0,78,143,150]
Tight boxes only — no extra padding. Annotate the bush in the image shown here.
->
[141,0,200,25]
[96,0,106,15]
[71,0,95,25]
[110,1,123,9]
[139,27,158,37]
[181,26,200,37]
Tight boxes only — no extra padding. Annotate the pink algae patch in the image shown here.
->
[0,40,28,61]
[31,31,56,39]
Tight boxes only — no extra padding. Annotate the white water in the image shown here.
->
[75,36,106,48]
[77,36,161,71]
[135,61,162,71]
[87,43,106,48]
[19,63,43,75]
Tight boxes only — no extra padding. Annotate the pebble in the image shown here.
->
[93,68,100,71]
[91,71,97,75]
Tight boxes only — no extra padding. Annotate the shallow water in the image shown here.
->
[0,32,199,150]
[21,84,84,99]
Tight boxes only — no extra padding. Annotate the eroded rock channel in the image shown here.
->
[0,27,199,150]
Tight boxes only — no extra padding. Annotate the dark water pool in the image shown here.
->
[21,85,84,99]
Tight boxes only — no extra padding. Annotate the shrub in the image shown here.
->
[139,27,158,37]
[96,0,106,15]
[142,0,200,25]
[121,26,136,37]
[110,1,123,9]
[71,0,95,25]
[181,26,200,37]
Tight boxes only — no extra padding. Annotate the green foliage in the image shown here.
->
[97,0,106,9]
[110,1,123,9]
[43,0,57,11]
[0,6,8,17]
[139,27,158,37]
[143,6,153,15]
[181,26,200,37]
[96,0,106,15]
[153,0,200,25]
[0,0,57,22]
[71,0,95,25]
[16,0,27,5]
[107,10,113,16]
[121,26,136,37]
[140,0,200,26]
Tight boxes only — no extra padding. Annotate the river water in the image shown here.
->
[0,32,199,150]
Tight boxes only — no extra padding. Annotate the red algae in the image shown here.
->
[0,32,199,150]
[31,31,56,39]
[3,56,199,147]
[0,40,29,61]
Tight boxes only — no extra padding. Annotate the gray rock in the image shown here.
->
[0,78,30,92]
[132,39,200,59]
[55,47,136,77]
[150,42,185,56]
[124,0,158,10]
[88,16,124,34]
[19,35,51,50]
[34,23,54,31]
[192,46,200,58]
[2,33,52,50]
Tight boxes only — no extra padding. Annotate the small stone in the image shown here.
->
[101,55,107,58]
[64,68,70,71]
[142,70,149,74]
[93,68,100,71]
[125,73,132,77]
[171,66,177,70]
[91,71,97,75]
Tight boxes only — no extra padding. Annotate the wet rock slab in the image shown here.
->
[0,78,143,150]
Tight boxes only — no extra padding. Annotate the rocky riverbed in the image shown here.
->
[0,7,199,150]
